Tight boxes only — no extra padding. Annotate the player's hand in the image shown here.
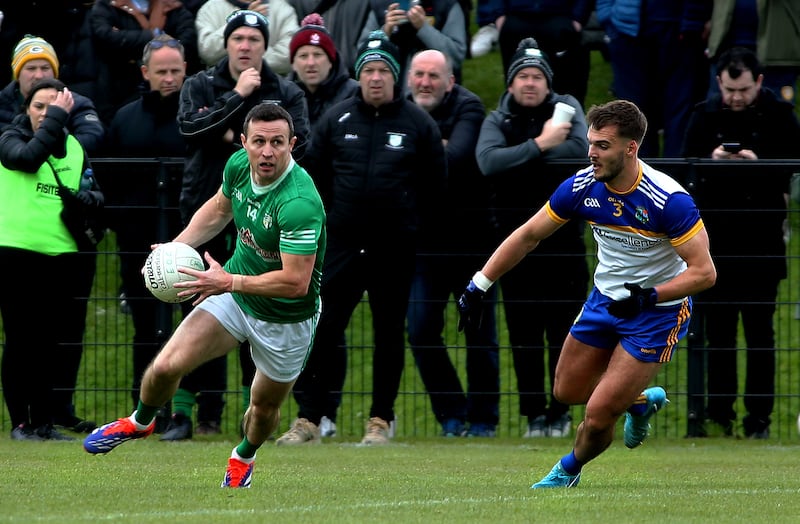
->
[457,280,485,331]
[174,251,228,305]
[607,283,658,319]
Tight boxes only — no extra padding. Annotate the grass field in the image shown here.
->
[2,436,800,523]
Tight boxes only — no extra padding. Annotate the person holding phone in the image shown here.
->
[721,142,741,154]
[358,1,468,86]
[683,47,800,439]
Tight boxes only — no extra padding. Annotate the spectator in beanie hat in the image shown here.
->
[223,9,269,46]
[289,13,336,63]
[355,30,402,84]
[276,27,446,448]
[195,0,299,75]
[288,13,358,128]
[0,34,104,155]
[506,37,553,87]
[475,35,589,441]
[11,36,59,80]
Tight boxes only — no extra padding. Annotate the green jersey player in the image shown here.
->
[84,104,326,489]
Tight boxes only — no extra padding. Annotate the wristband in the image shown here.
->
[472,271,494,292]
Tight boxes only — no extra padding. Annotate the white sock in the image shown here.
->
[231,448,256,464]
[128,411,153,431]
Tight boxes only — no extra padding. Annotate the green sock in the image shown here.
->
[241,386,251,413]
[134,401,160,426]
[172,388,196,417]
[236,437,260,460]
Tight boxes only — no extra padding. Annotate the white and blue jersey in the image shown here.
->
[545,161,702,361]
[546,161,704,305]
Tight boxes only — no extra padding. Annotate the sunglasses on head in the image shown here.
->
[146,39,181,51]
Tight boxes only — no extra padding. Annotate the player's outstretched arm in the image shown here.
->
[457,206,562,331]
[481,206,561,282]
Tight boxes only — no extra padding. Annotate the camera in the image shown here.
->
[722,142,742,153]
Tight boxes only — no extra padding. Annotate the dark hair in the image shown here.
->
[243,103,294,138]
[716,46,762,81]
[142,33,185,65]
[586,99,648,144]
[24,77,66,108]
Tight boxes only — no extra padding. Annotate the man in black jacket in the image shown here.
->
[682,47,800,439]
[104,34,189,433]
[276,30,446,446]
[404,49,500,438]
[160,10,311,441]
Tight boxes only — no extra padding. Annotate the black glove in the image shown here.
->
[75,189,104,207]
[607,283,657,319]
[457,280,485,332]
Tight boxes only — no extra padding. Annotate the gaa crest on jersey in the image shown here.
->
[262,213,273,229]
[386,132,405,149]
[635,206,650,224]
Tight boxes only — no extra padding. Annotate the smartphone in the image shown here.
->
[397,0,411,9]
[722,142,742,153]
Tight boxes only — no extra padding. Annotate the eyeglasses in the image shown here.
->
[146,38,181,51]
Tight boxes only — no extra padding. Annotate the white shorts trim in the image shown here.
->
[196,293,319,383]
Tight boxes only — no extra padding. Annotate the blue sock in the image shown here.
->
[560,450,583,475]
[628,392,649,416]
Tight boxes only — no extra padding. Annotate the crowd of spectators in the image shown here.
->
[0,0,798,442]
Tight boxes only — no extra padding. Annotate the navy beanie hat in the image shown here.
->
[224,10,269,48]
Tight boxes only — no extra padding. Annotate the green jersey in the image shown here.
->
[222,149,326,323]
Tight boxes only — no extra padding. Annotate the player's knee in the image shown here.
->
[148,353,185,382]
[552,378,587,405]
[582,408,616,436]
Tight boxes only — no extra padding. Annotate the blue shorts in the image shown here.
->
[570,287,692,363]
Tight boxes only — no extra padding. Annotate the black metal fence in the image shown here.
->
[1,158,799,440]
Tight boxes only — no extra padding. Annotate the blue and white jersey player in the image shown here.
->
[457,100,716,489]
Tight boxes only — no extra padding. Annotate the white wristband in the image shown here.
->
[472,271,493,292]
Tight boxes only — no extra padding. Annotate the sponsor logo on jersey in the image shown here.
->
[635,206,650,224]
[239,227,280,261]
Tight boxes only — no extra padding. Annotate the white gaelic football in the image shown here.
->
[143,242,204,303]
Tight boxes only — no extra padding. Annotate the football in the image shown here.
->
[143,242,204,303]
